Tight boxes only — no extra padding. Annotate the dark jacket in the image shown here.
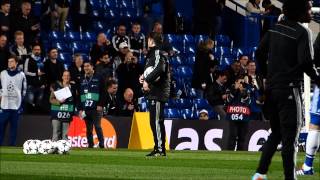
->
[206,80,226,106]
[0,46,10,72]
[111,34,131,52]
[256,20,320,89]
[313,32,320,68]
[95,62,113,80]
[144,47,170,102]
[43,59,65,87]
[89,43,115,65]
[129,32,146,53]
[0,11,10,35]
[23,55,46,87]
[105,92,120,116]
[192,47,212,89]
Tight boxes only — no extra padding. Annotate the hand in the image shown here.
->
[40,85,45,89]
[31,24,40,31]
[38,71,45,76]
[1,26,9,31]
[59,99,66,104]
[143,81,150,91]
[139,75,144,84]
[97,106,103,112]
[201,83,206,89]
[222,94,228,100]
[209,54,214,60]
[78,110,83,117]
[51,11,58,17]
[128,104,134,110]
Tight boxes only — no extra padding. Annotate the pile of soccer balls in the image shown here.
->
[23,139,71,155]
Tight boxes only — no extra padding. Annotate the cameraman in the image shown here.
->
[116,51,143,98]
[225,76,251,151]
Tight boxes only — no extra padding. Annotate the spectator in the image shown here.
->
[199,109,209,120]
[245,61,264,120]
[226,76,251,150]
[206,60,219,87]
[206,71,228,120]
[239,55,249,75]
[71,0,92,31]
[226,60,242,88]
[152,22,174,56]
[192,39,216,98]
[51,0,70,31]
[69,54,84,87]
[116,51,143,98]
[119,88,138,116]
[0,34,10,72]
[78,61,105,148]
[113,42,130,70]
[95,51,113,80]
[9,31,31,68]
[89,32,114,65]
[129,22,146,56]
[11,1,40,47]
[105,79,120,116]
[43,47,65,88]
[246,0,262,16]
[111,24,130,52]
[24,44,46,110]
[0,55,27,146]
[0,0,11,36]
[50,70,77,141]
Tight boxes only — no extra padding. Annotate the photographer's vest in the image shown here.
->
[79,74,101,110]
[51,82,75,121]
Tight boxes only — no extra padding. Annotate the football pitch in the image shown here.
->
[0,147,319,180]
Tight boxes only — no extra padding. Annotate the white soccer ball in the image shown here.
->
[38,140,55,154]
[23,140,33,154]
[23,139,40,154]
[56,140,71,154]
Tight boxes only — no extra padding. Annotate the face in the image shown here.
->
[32,45,41,56]
[108,84,118,95]
[1,3,10,13]
[62,71,71,83]
[147,38,155,48]
[199,113,209,120]
[255,0,261,4]
[120,47,129,55]
[153,23,162,34]
[247,62,256,73]
[15,35,24,46]
[124,89,134,102]
[132,24,141,34]
[22,3,31,16]
[83,63,93,74]
[117,26,126,36]
[125,52,135,62]
[206,42,214,50]
[49,49,58,59]
[239,56,249,66]
[97,33,107,44]
[302,1,312,23]
[232,62,241,73]
[8,58,17,70]
[100,54,110,63]
[220,75,228,84]
[0,35,7,48]
[75,56,83,67]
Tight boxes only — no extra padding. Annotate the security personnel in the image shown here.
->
[79,61,106,148]
[140,32,170,157]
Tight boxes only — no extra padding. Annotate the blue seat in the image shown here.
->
[194,35,209,44]
[81,32,96,41]
[51,42,70,52]
[187,88,198,98]
[170,56,183,67]
[59,53,73,64]
[103,0,118,8]
[180,109,195,120]
[65,20,73,31]
[184,45,196,55]
[193,98,211,110]
[164,34,180,44]
[65,31,81,41]
[176,66,193,77]
[92,21,107,32]
[164,108,180,119]
[164,99,176,108]
[175,98,193,109]
[214,46,231,57]
[219,57,234,70]
[215,34,231,47]
[185,56,195,66]
[104,9,118,19]
[232,48,245,59]
[48,31,64,41]
[182,34,194,44]
[70,41,90,53]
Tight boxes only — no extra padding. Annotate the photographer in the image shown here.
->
[225,76,251,151]
[116,51,143,98]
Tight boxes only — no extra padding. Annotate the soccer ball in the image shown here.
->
[56,140,71,154]
[38,140,55,154]
[23,139,40,154]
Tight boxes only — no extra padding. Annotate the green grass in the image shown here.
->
[0,148,319,180]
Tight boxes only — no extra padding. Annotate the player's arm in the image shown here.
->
[144,51,165,84]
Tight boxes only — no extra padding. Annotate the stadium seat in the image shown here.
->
[92,21,106,32]
[231,47,245,59]
[215,34,231,47]
[104,9,118,19]
[185,56,195,66]
[81,32,96,42]
[176,66,193,78]
[51,42,70,52]
[65,20,73,31]
[214,46,232,57]
[59,53,73,65]
[193,98,211,110]
[175,98,193,109]
[187,88,198,98]
[182,34,194,44]
[180,109,195,120]
[48,31,64,41]
[70,41,90,54]
[65,31,81,41]
[164,34,180,44]
[219,57,234,70]
[170,56,183,67]
[194,35,209,44]
[184,45,196,55]
[164,99,176,108]
[103,0,118,8]
[164,108,180,119]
